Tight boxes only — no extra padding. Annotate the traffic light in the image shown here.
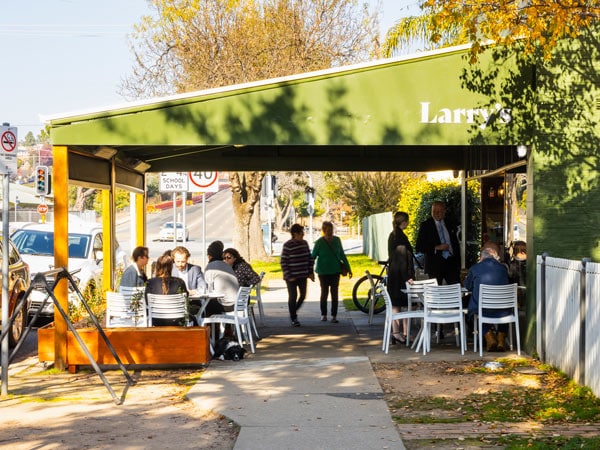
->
[35,166,51,195]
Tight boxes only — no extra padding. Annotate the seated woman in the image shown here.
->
[223,247,261,288]
[145,253,188,326]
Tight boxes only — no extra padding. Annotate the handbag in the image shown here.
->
[339,260,349,277]
[324,238,349,277]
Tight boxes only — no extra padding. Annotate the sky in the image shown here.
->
[0,0,421,140]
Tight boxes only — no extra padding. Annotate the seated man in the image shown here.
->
[203,240,239,317]
[172,246,207,294]
[464,245,510,351]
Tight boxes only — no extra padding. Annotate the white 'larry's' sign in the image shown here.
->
[159,172,188,192]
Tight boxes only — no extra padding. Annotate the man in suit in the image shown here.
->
[172,246,207,294]
[415,201,461,286]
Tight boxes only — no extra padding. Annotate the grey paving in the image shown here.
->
[188,277,505,449]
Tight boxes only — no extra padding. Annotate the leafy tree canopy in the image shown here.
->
[325,172,424,222]
[122,0,380,97]
[384,1,600,61]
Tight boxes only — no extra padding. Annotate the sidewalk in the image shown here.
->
[187,279,490,450]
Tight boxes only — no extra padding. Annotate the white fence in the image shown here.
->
[536,255,600,397]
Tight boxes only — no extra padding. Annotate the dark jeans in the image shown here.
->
[286,278,307,321]
[318,273,340,317]
[204,299,234,317]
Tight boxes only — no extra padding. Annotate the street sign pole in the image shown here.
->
[172,193,177,245]
[202,193,206,267]
[1,122,16,396]
[187,172,218,267]
[1,170,10,395]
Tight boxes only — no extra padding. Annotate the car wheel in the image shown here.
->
[9,295,27,347]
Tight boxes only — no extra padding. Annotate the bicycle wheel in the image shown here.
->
[352,274,386,314]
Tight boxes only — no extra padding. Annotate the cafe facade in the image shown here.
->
[45,31,600,364]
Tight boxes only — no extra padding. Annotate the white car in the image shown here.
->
[159,222,189,241]
[10,221,128,319]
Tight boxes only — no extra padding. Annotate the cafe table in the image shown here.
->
[189,291,225,323]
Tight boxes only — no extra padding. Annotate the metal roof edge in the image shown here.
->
[43,43,473,126]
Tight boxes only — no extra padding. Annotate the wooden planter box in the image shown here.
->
[38,325,211,370]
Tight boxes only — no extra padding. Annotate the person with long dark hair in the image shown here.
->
[387,211,415,343]
[223,247,261,287]
[145,253,188,326]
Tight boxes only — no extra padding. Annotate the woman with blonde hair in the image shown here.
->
[311,221,352,323]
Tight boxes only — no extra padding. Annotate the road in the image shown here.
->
[116,189,235,265]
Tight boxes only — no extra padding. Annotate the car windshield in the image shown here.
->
[11,230,90,258]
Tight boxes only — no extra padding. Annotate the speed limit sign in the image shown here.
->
[189,171,219,193]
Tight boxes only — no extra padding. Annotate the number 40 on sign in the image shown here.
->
[189,172,219,193]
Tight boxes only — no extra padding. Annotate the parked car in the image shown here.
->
[0,235,31,346]
[158,222,189,241]
[10,222,127,319]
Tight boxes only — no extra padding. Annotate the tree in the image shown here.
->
[123,0,380,259]
[23,131,36,147]
[324,172,424,223]
[383,2,600,60]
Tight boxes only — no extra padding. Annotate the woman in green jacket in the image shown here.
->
[311,221,352,323]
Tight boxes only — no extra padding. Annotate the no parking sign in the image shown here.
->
[189,171,219,193]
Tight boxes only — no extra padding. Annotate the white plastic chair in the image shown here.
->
[106,290,148,327]
[378,283,424,354]
[199,286,255,353]
[474,283,521,356]
[249,271,265,326]
[404,278,438,346]
[146,293,189,327]
[416,284,465,355]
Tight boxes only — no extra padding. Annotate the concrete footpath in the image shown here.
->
[187,279,488,450]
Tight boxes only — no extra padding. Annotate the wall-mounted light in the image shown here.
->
[132,160,151,172]
[93,146,118,159]
[517,145,528,158]
[488,186,496,198]
[498,184,505,198]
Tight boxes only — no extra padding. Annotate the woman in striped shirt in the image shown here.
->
[280,223,314,327]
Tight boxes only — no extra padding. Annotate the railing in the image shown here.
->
[537,255,600,397]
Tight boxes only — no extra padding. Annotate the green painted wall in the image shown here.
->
[532,30,600,262]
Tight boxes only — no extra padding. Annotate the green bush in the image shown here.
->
[398,177,481,267]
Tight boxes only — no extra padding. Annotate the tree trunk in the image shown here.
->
[73,187,96,212]
[230,171,267,261]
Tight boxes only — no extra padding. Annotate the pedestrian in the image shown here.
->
[387,212,415,343]
[280,224,314,327]
[311,221,352,323]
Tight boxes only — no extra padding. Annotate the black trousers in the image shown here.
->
[318,273,340,317]
[286,278,307,321]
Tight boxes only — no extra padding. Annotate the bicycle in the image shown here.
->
[352,260,388,315]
